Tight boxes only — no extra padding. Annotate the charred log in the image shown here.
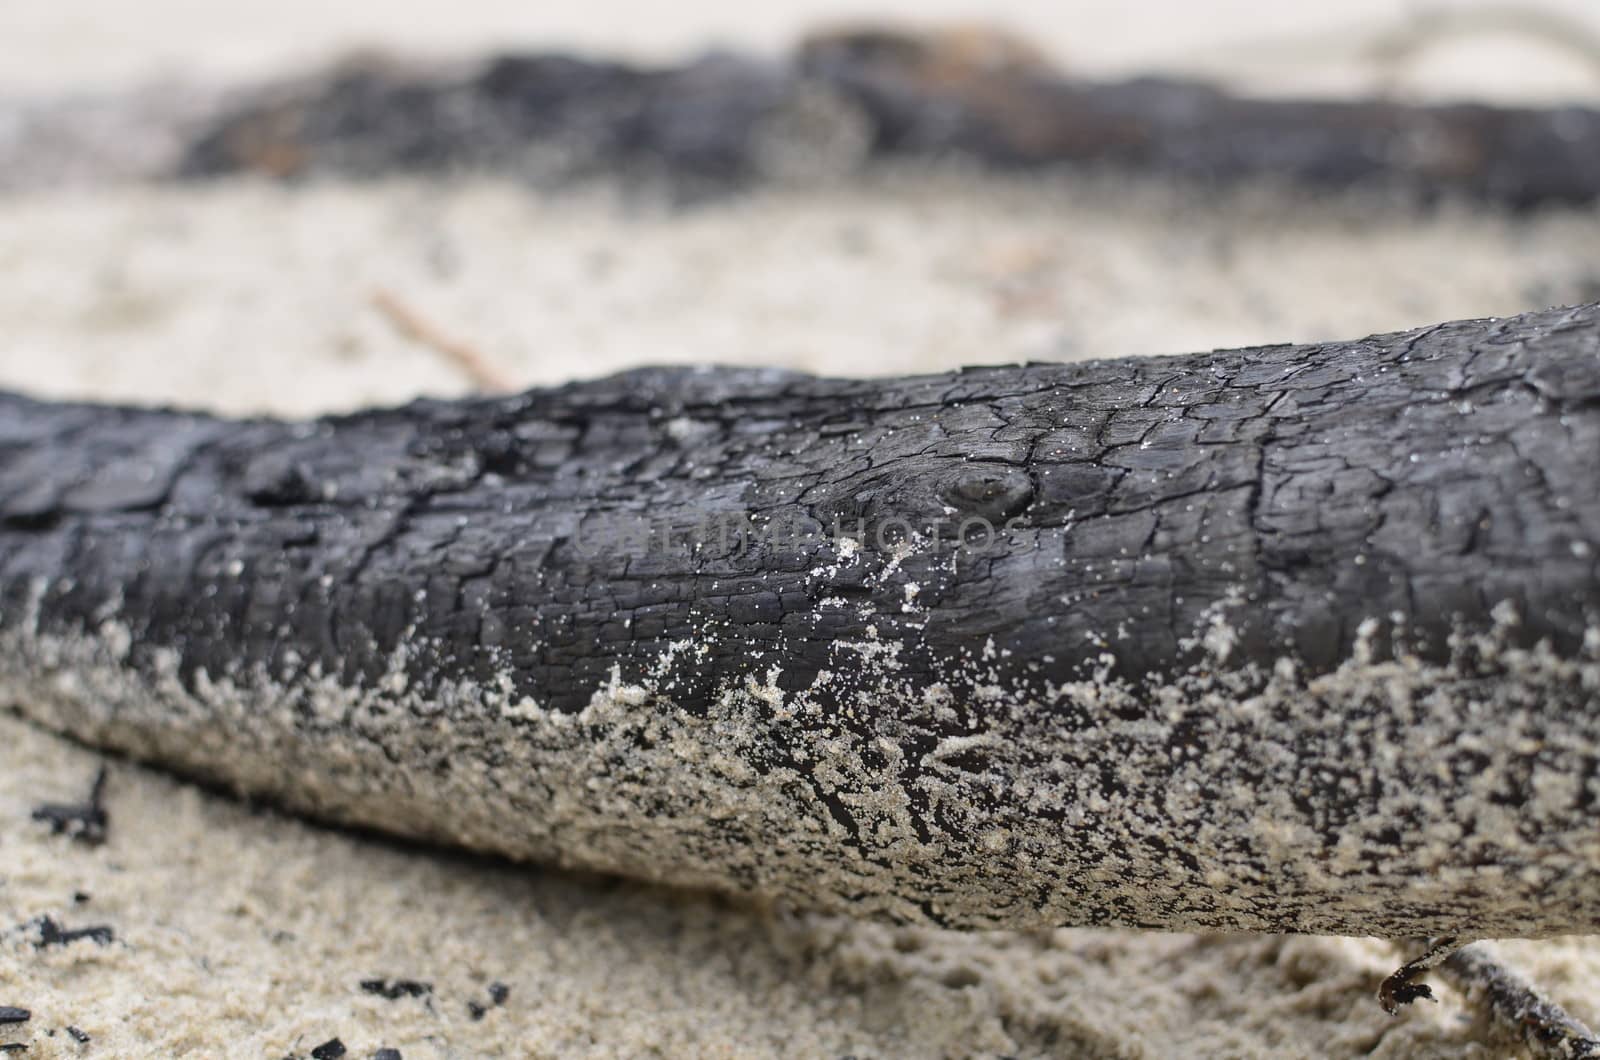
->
[167,28,1600,207]
[0,303,1597,936]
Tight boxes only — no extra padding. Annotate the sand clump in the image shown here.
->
[3,583,1600,942]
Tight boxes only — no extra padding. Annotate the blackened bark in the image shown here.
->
[0,302,1597,936]
[4,304,1595,707]
[172,31,1600,207]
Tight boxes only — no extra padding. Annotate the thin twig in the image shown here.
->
[370,287,515,394]
[1382,937,1600,1059]
[1442,943,1600,1060]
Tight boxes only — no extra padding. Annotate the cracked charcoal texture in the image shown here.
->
[0,303,1598,937]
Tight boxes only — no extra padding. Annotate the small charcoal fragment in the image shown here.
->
[358,979,431,1000]
[310,1040,347,1060]
[65,1027,89,1044]
[29,917,114,949]
[467,977,513,1020]
[0,1007,28,1025]
[372,1050,402,1060]
[30,767,108,846]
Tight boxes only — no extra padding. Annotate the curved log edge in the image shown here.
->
[5,26,1600,205]
[0,302,1597,938]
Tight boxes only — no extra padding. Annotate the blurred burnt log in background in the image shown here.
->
[169,25,1600,206]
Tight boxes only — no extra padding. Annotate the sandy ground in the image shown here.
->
[3,173,1599,417]
[4,4,1600,1058]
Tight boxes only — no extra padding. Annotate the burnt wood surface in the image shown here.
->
[1,302,1598,936]
[172,29,1600,206]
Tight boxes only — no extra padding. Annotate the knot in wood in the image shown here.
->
[936,464,1034,524]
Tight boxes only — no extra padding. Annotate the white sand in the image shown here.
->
[3,4,1600,1056]
[2,173,1598,417]
[5,0,1600,103]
